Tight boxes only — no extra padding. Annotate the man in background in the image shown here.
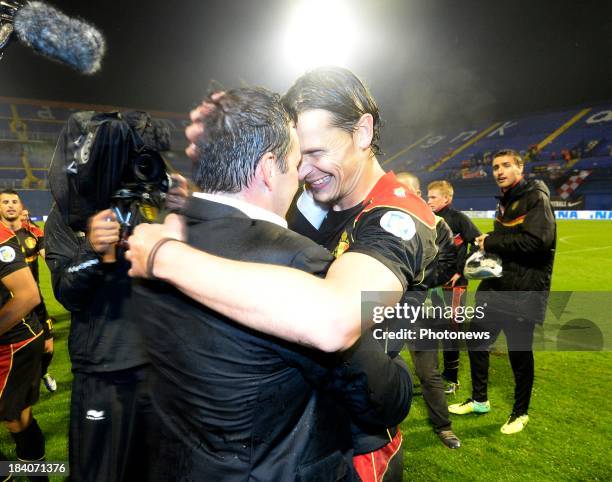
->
[0,192,57,393]
[395,172,461,449]
[427,180,481,394]
[0,194,44,473]
[449,149,556,434]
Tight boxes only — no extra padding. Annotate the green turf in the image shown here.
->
[1,220,611,481]
[1,253,72,481]
[399,219,612,481]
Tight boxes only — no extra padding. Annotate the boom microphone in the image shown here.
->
[10,1,106,74]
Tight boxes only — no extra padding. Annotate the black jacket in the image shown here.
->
[478,179,557,323]
[436,205,481,286]
[133,197,412,482]
[45,206,148,372]
[424,216,457,289]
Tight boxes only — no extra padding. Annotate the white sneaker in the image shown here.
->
[42,373,57,392]
[500,414,529,434]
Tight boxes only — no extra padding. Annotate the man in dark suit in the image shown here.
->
[132,87,411,481]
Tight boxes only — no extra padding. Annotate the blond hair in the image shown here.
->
[427,180,454,198]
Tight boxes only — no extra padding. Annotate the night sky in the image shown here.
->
[2,0,611,140]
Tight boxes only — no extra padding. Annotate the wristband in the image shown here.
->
[146,238,180,280]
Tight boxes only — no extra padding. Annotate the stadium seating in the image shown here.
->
[385,102,612,209]
[1,96,611,215]
[0,97,192,217]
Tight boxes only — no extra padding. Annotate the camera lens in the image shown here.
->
[133,149,163,183]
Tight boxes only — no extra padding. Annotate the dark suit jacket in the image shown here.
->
[134,196,412,481]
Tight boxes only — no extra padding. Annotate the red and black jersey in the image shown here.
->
[0,224,42,345]
[289,171,438,291]
[14,222,44,283]
[288,171,437,456]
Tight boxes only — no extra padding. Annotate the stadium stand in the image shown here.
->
[0,97,191,219]
[384,102,612,210]
[1,97,611,216]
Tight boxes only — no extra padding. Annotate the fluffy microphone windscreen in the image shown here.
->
[14,1,106,74]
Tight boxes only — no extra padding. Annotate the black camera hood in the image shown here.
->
[48,110,171,232]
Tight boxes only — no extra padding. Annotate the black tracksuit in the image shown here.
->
[435,205,481,383]
[469,178,556,416]
[45,207,153,482]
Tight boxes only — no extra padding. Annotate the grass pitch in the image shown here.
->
[398,219,612,481]
[1,220,611,481]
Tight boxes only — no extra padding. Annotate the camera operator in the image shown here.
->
[45,110,183,481]
[45,204,154,481]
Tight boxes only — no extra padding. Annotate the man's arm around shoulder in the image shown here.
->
[127,218,403,352]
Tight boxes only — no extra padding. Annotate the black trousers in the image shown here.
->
[410,349,452,432]
[467,311,536,416]
[408,317,452,433]
[441,286,467,384]
[69,366,155,482]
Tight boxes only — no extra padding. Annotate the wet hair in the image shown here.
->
[192,87,292,193]
[282,66,382,155]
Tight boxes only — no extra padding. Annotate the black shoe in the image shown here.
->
[437,430,461,449]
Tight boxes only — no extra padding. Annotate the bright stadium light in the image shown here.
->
[282,0,359,71]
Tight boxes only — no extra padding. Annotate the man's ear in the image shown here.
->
[354,113,374,150]
[256,152,277,191]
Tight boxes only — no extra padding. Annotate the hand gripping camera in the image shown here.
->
[49,110,174,253]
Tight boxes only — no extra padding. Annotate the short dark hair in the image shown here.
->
[0,189,19,197]
[493,149,524,168]
[193,87,292,193]
[282,66,382,155]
